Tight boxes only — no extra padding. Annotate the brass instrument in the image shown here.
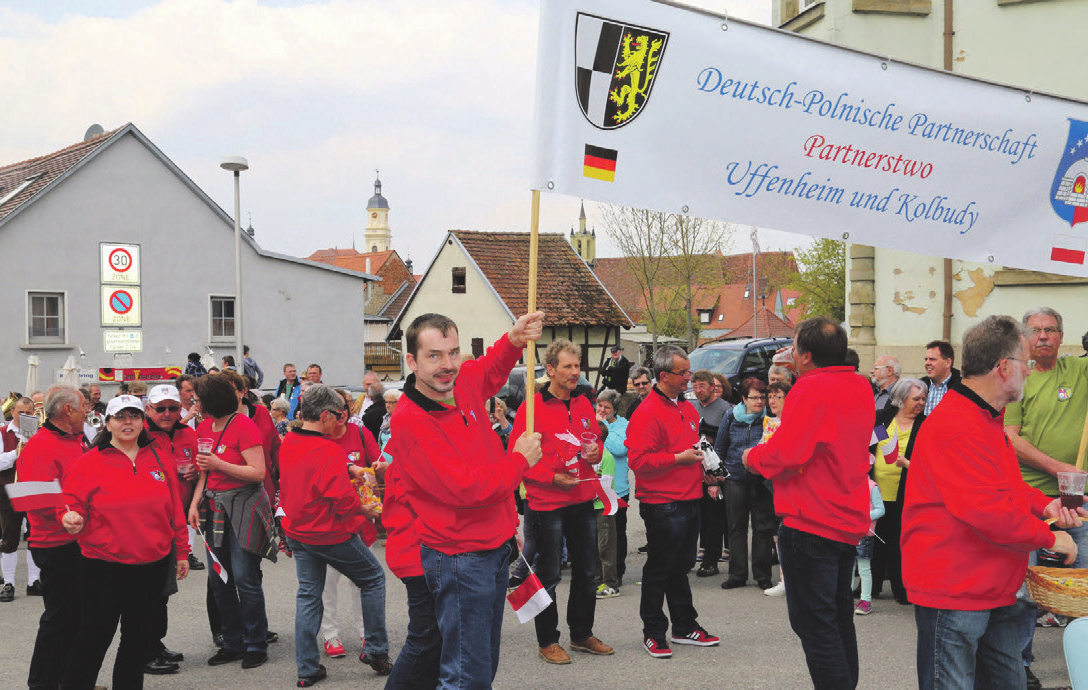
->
[1,393,17,421]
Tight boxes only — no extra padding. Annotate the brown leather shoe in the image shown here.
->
[570,636,615,655]
[538,643,571,664]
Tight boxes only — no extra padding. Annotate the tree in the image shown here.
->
[599,206,675,351]
[787,238,846,322]
[600,205,733,350]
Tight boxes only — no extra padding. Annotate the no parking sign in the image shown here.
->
[100,285,141,326]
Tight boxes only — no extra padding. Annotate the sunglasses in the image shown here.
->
[150,405,181,413]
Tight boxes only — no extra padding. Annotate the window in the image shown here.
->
[27,291,66,344]
[452,267,466,294]
[471,337,484,358]
[698,310,712,324]
[210,296,235,341]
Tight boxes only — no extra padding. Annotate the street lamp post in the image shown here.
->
[220,156,249,371]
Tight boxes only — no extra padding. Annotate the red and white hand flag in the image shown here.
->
[196,529,229,584]
[6,480,66,512]
[595,475,628,516]
[507,571,551,624]
[875,428,898,465]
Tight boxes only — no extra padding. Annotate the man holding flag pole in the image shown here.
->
[512,338,615,664]
[389,309,543,689]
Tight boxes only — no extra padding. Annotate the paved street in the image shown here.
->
[0,513,1073,689]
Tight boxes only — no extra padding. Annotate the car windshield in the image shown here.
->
[689,347,744,376]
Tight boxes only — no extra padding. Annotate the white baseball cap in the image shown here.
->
[105,395,145,418]
[148,384,181,405]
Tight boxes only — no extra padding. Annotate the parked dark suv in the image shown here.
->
[687,336,793,403]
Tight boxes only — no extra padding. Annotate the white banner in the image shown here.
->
[532,0,1088,275]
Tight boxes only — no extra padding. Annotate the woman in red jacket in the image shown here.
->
[60,394,190,690]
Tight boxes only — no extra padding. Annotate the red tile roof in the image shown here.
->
[307,248,395,275]
[451,230,631,328]
[718,306,796,340]
[593,251,799,327]
[0,126,122,224]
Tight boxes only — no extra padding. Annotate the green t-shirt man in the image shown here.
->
[1005,355,1088,495]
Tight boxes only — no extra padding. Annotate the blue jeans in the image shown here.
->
[916,604,1025,690]
[386,575,441,690]
[530,500,598,646]
[778,525,859,690]
[639,500,701,639]
[208,523,268,653]
[422,541,512,690]
[287,535,388,678]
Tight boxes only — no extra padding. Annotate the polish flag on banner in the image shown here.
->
[507,572,552,624]
[6,481,66,512]
[595,475,628,516]
[1051,235,1087,264]
[197,530,229,584]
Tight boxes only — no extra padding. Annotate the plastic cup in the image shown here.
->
[1057,471,1087,509]
[772,346,794,365]
[580,432,598,458]
[197,438,214,454]
[176,461,193,475]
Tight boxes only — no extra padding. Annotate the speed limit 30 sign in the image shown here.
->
[100,243,141,284]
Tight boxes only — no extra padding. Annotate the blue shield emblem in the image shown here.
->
[1051,118,1088,228]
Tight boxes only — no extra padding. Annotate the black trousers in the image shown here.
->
[62,556,168,690]
[871,499,905,600]
[28,541,83,690]
[699,485,728,564]
[0,487,26,553]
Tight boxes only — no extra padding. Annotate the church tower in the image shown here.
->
[364,173,391,253]
[569,200,596,266]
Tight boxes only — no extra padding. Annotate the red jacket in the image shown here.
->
[330,425,379,546]
[626,386,703,504]
[279,429,365,545]
[63,442,189,564]
[18,421,86,548]
[514,388,598,511]
[902,386,1055,610]
[389,334,528,555]
[382,461,422,579]
[247,402,281,499]
[148,422,198,497]
[746,366,873,544]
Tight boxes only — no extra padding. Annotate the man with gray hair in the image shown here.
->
[1004,306,1088,686]
[620,366,653,419]
[870,355,902,413]
[278,383,391,684]
[903,315,1083,690]
[20,385,89,689]
[627,345,720,658]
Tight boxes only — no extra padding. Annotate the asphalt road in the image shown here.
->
[0,515,1073,690]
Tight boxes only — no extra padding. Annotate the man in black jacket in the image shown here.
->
[599,346,631,394]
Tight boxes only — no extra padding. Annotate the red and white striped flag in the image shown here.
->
[506,572,551,624]
[877,433,898,465]
[1052,234,1087,264]
[596,475,628,517]
[6,481,66,512]
[197,530,229,584]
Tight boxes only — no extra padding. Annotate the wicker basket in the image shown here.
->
[1026,566,1088,618]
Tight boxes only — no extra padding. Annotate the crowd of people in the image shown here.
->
[2,305,1087,689]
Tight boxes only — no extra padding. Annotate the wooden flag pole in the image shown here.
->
[525,190,541,434]
[1077,406,1088,472]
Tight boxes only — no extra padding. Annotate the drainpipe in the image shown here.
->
[942,0,954,341]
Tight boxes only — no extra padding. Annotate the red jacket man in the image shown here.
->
[386,311,542,688]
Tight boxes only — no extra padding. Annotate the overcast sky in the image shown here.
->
[0,0,809,269]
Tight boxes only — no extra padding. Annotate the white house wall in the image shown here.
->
[0,130,371,392]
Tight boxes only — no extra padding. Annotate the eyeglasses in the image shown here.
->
[632,380,651,387]
[325,408,346,418]
[662,369,691,379]
[111,410,143,421]
[1007,357,1036,371]
[150,405,181,413]
[1027,327,1060,336]
[746,394,767,401]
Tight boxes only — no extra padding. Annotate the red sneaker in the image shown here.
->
[670,627,720,647]
[323,638,346,658]
[643,636,672,658]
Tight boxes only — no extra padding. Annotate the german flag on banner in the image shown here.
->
[584,144,617,182]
